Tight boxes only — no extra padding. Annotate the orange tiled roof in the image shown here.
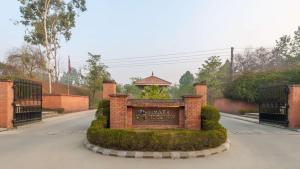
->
[134,75,171,86]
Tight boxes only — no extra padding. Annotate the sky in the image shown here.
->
[1,0,300,84]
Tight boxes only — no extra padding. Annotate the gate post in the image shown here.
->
[0,81,14,128]
[288,85,300,128]
[102,80,116,100]
[110,94,128,129]
[183,95,202,130]
[194,83,207,105]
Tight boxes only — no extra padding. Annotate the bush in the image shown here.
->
[201,105,220,121]
[96,100,110,127]
[201,105,222,130]
[91,116,108,128]
[87,122,227,151]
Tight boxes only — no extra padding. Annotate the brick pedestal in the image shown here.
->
[288,85,300,128]
[102,81,116,100]
[194,83,207,105]
[0,81,13,128]
[183,95,202,130]
[110,94,128,129]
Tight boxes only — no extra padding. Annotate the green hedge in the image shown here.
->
[201,105,222,130]
[87,117,227,151]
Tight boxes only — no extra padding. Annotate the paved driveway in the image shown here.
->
[0,110,299,169]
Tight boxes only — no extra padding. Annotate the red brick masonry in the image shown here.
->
[0,81,13,128]
[288,85,300,128]
[106,82,207,130]
[102,82,116,100]
[213,98,258,114]
[43,94,89,113]
[109,95,203,130]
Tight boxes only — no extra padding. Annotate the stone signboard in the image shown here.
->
[132,107,179,125]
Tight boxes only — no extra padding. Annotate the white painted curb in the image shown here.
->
[84,139,231,159]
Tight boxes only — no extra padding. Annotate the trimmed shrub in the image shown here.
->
[202,121,222,130]
[91,116,107,128]
[87,122,227,151]
[201,105,222,130]
[201,105,220,121]
[96,100,110,127]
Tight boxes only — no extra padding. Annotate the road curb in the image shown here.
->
[84,139,230,159]
[0,128,7,132]
[221,113,259,124]
[221,113,300,132]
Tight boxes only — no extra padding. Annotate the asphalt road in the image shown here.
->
[0,110,299,169]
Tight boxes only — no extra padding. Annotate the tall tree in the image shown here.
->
[60,67,85,86]
[85,52,111,105]
[196,56,222,87]
[196,56,224,101]
[17,0,86,93]
[5,45,47,79]
[179,71,194,88]
[234,47,274,73]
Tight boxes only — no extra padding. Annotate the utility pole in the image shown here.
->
[230,47,234,81]
[68,56,71,95]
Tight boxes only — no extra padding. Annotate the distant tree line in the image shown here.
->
[225,26,300,103]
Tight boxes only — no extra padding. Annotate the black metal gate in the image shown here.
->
[13,79,42,126]
[258,84,289,126]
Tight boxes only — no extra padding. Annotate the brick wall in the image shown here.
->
[43,94,89,113]
[0,81,13,128]
[288,85,300,128]
[213,98,258,114]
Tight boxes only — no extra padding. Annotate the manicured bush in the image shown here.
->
[96,100,110,127]
[91,115,108,128]
[201,105,222,130]
[202,121,222,130]
[201,105,220,121]
[87,122,227,151]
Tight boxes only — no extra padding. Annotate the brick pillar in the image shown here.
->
[0,81,14,128]
[110,94,128,129]
[194,83,207,105]
[288,85,300,128]
[183,95,202,130]
[102,81,116,100]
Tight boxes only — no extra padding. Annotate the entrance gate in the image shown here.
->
[13,79,42,126]
[258,84,289,126]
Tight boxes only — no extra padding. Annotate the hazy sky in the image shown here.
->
[1,0,300,84]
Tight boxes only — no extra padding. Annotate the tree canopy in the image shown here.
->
[85,52,111,105]
[17,0,86,92]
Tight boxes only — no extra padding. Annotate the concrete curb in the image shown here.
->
[84,139,230,159]
[221,113,300,132]
[0,128,7,132]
